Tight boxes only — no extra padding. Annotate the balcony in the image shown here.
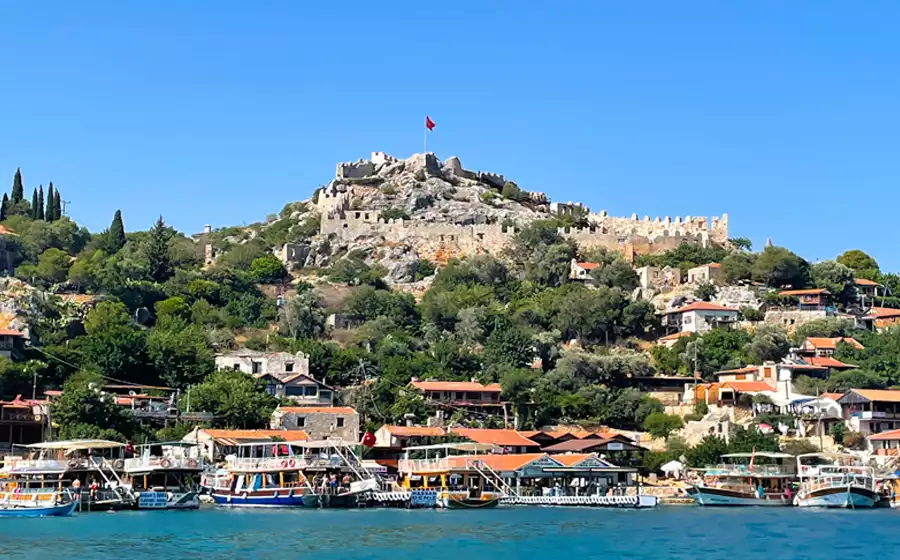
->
[850,411,900,420]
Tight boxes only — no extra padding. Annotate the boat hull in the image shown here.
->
[687,486,790,507]
[210,490,317,508]
[442,491,502,509]
[0,500,78,518]
[796,486,878,508]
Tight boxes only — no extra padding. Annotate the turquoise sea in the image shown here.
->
[0,506,897,559]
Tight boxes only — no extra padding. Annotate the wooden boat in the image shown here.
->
[397,443,505,509]
[795,453,879,508]
[1,440,134,512]
[204,439,379,508]
[0,490,78,518]
[688,452,796,507]
[124,442,206,510]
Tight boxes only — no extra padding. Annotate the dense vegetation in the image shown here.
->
[1,169,899,461]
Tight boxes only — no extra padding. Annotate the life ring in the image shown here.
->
[112,459,124,470]
[288,458,296,468]
[67,460,78,469]
[281,460,288,468]
[187,459,198,468]
[160,458,172,469]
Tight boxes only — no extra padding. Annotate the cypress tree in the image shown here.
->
[54,189,62,219]
[11,169,23,203]
[0,194,7,222]
[31,188,38,219]
[37,185,44,220]
[107,210,126,253]
[147,215,172,282]
[45,184,55,222]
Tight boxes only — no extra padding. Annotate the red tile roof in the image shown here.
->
[0,225,17,236]
[658,331,693,342]
[446,453,554,473]
[574,262,600,270]
[715,366,759,376]
[855,278,881,287]
[804,337,864,350]
[276,406,357,415]
[819,392,845,401]
[778,288,830,296]
[843,389,900,403]
[720,381,776,393]
[804,356,856,369]
[382,426,446,437]
[870,429,900,441]
[668,302,735,313]
[451,428,539,447]
[0,329,23,337]
[867,307,900,319]
[411,380,502,393]
[553,453,598,467]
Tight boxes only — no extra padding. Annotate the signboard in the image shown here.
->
[606,442,624,451]
[138,492,168,509]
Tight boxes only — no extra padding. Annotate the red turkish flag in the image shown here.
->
[425,115,435,131]
[361,431,376,448]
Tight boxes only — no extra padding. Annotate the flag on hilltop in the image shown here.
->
[425,115,435,131]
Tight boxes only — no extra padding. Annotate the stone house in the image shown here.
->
[409,379,504,411]
[687,263,723,285]
[270,406,360,441]
[256,373,335,405]
[215,350,310,381]
[636,265,681,291]
[661,302,739,334]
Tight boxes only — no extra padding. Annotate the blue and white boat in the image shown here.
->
[0,490,78,518]
[795,452,878,508]
[688,452,796,507]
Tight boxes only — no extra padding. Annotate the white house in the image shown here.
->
[215,350,310,381]
[662,302,739,333]
[569,259,599,281]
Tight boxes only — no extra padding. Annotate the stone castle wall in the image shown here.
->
[321,210,728,263]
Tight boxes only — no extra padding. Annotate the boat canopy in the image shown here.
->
[136,441,199,448]
[721,452,794,459]
[24,440,125,451]
[402,442,498,452]
[797,452,854,460]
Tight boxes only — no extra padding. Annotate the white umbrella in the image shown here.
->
[661,460,684,478]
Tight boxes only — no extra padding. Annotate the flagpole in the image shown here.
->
[424,126,427,154]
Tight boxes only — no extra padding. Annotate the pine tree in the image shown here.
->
[147,215,172,282]
[54,189,61,220]
[45,184,55,222]
[37,185,44,220]
[11,169,23,203]
[107,210,126,253]
[31,188,38,219]
[0,194,7,222]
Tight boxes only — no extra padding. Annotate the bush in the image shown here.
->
[842,430,866,450]
[248,255,288,283]
[501,182,528,203]
[694,401,709,416]
[828,422,846,444]
[683,413,702,422]
[381,185,397,196]
[643,412,684,440]
[740,306,765,322]
[379,208,409,222]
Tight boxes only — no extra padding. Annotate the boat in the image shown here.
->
[687,452,796,507]
[396,443,505,509]
[795,452,878,508]
[0,440,135,512]
[123,442,206,509]
[0,489,78,518]
[204,439,379,508]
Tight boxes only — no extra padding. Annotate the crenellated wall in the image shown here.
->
[320,209,728,263]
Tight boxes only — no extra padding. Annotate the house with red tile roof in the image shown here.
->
[863,307,900,331]
[409,379,504,411]
[778,288,833,311]
[854,278,883,304]
[569,259,599,281]
[837,389,900,436]
[661,302,739,334]
[450,428,541,453]
[687,263,723,285]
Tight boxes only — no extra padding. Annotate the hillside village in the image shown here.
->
[1,152,900,476]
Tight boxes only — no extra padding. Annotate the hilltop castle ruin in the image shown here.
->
[315,152,728,264]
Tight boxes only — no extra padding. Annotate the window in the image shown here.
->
[319,390,332,401]
[285,386,303,396]
[337,417,345,428]
[232,364,241,371]
[296,417,306,428]
[683,315,692,325]
[285,362,294,373]
[251,361,262,374]
[304,386,317,397]
[455,392,465,400]
[266,384,278,396]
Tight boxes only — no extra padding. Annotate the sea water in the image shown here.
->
[1,506,897,559]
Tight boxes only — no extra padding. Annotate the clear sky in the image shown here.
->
[1,2,899,268]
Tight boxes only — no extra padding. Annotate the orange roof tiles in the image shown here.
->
[804,337,864,350]
[383,425,446,437]
[715,366,759,375]
[778,288,830,296]
[870,429,900,441]
[0,225,17,236]
[845,389,900,403]
[819,392,845,401]
[451,428,539,447]
[805,356,856,369]
[0,329,23,337]
[867,307,900,319]
[658,331,693,342]
[720,381,776,393]
[446,453,553,472]
[574,262,600,270]
[411,380,502,393]
[276,406,357,415]
[669,302,736,313]
[553,453,597,467]
[854,278,880,286]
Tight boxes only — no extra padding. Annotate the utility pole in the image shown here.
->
[61,200,71,216]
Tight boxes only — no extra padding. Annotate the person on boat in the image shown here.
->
[342,473,351,490]
[89,478,99,501]
[124,441,135,459]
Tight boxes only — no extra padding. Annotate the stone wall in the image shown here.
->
[336,159,376,179]
[764,310,829,332]
[271,408,360,441]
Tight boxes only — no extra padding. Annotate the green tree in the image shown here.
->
[501,368,537,428]
[378,207,410,221]
[51,377,137,441]
[500,182,528,202]
[751,246,807,288]
[77,300,151,383]
[147,318,215,388]
[745,325,790,364]
[248,255,288,283]
[506,221,576,287]
[643,412,684,441]
[45,183,55,222]
[720,252,755,284]
[10,168,23,203]
[37,184,44,220]
[809,260,855,302]
[836,249,879,276]
[793,317,853,340]
[107,209,126,253]
[154,296,190,322]
[729,237,752,251]
[53,188,61,220]
[0,193,7,221]
[483,320,534,373]
[184,370,276,428]
[279,290,326,340]
[695,282,718,301]
[35,247,72,284]
[686,434,729,467]
[147,215,172,282]
[30,188,38,219]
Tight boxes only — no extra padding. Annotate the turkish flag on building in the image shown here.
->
[425,116,435,131]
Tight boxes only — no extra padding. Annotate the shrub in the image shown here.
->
[379,208,410,222]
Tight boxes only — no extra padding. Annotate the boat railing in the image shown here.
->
[708,464,795,476]
[398,457,450,473]
[226,455,344,471]
[0,490,64,505]
[124,456,204,472]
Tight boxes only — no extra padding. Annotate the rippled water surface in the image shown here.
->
[0,505,898,559]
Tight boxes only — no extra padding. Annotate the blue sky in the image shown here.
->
[1,2,899,268]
